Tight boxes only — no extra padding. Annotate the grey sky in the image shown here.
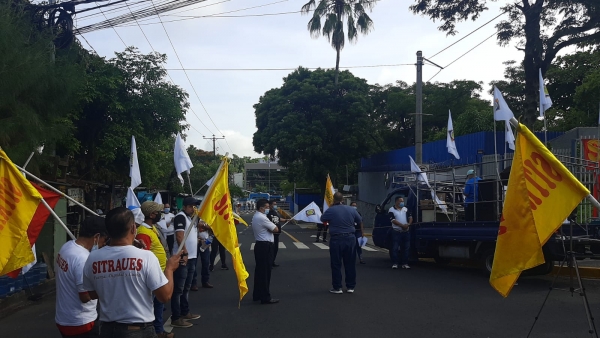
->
[76,0,525,157]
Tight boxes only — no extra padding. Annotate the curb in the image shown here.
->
[552,266,600,279]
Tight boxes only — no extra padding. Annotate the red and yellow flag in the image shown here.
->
[0,149,43,276]
[490,124,589,297]
[323,174,335,213]
[198,157,249,304]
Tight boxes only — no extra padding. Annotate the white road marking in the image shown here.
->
[293,242,309,249]
[313,243,329,250]
[361,246,378,252]
[250,243,255,250]
[278,242,286,249]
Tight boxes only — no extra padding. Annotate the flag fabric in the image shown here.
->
[126,187,141,209]
[539,69,553,117]
[293,202,323,223]
[0,149,43,276]
[505,121,516,151]
[490,123,589,297]
[130,136,142,189]
[493,86,515,121]
[7,183,61,278]
[205,175,215,188]
[323,174,335,213]
[154,192,163,205]
[232,212,248,227]
[409,156,448,214]
[174,133,194,186]
[197,157,248,304]
[447,110,460,159]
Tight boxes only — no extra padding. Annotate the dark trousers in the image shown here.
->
[272,233,280,264]
[391,231,410,265]
[166,235,174,255]
[171,258,196,321]
[152,296,163,334]
[192,248,211,286]
[465,203,476,221]
[210,238,227,267]
[99,323,156,338]
[253,241,274,302]
[354,230,363,259]
[316,224,328,240]
[329,233,357,290]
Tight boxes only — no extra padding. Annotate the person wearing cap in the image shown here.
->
[251,199,280,304]
[55,215,108,338]
[82,207,180,338]
[157,204,175,255]
[138,201,171,338]
[464,169,482,221]
[170,197,201,328]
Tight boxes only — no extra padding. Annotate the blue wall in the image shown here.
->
[294,193,322,213]
[360,131,563,172]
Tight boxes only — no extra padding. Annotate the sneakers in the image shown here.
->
[346,289,355,293]
[170,318,193,328]
[181,313,201,320]
[392,264,398,269]
[157,333,175,338]
[221,265,229,270]
[329,288,343,294]
[315,238,320,243]
[402,264,411,269]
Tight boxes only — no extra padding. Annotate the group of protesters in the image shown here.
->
[54,196,230,338]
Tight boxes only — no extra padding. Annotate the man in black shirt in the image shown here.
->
[267,200,290,267]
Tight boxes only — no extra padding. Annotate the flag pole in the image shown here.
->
[14,164,99,216]
[508,117,600,211]
[42,199,76,241]
[187,172,194,196]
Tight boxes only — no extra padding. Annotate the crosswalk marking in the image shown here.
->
[293,242,309,249]
[313,243,329,250]
[250,243,255,250]
[278,242,286,249]
[361,246,377,252]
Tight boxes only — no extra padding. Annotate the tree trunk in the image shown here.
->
[335,47,340,85]
[521,3,544,128]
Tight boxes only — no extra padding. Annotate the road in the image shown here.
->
[2,212,600,337]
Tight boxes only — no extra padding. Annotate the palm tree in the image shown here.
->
[301,0,376,85]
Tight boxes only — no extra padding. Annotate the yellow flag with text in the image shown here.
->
[198,157,249,304]
[490,124,589,297]
[323,174,335,213]
[0,149,43,275]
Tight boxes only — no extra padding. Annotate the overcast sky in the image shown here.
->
[75,0,524,157]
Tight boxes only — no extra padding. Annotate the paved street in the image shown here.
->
[2,214,600,337]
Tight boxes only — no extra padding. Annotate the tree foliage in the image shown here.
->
[410,0,600,126]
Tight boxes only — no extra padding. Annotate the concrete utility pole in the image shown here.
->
[203,134,225,156]
[416,51,423,164]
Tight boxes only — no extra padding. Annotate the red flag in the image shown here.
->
[7,183,61,278]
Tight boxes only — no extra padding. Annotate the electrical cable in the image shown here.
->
[164,63,414,71]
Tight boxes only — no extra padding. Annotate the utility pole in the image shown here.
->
[416,51,423,164]
[203,134,225,156]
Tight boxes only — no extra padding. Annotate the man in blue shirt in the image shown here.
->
[464,169,482,221]
[321,192,363,294]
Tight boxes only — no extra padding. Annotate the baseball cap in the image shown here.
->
[183,197,201,206]
[141,201,164,217]
[467,169,475,175]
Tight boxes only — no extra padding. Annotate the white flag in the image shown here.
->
[22,244,37,274]
[154,192,163,205]
[506,120,515,151]
[293,202,323,223]
[126,187,141,208]
[174,133,194,186]
[446,110,460,159]
[539,69,553,117]
[409,156,447,214]
[205,175,215,187]
[493,86,515,121]
[130,136,142,189]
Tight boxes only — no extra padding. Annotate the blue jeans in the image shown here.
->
[329,233,357,290]
[391,230,410,265]
[153,296,163,333]
[192,249,211,286]
[171,258,196,321]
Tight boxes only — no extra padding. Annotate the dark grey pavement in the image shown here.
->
[2,214,600,337]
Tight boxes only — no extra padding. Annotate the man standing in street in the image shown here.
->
[208,238,228,272]
[82,207,180,338]
[55,215,107,338]
[350,201,366,265]
[138,201,171,338]
[170,197,201,329]
[190,219,213,290]
[388,197,413,269]
[251,199,280,304]
[321,192,363,294]
[464,169,482,221]
[157,204,175,255]
[267,199,290,267]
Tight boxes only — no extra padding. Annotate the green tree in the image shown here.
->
[301,0,376,85]
[252,67,376,190]
[410,0,600,126]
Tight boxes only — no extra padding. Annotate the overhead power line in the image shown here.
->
[164,63,414,71]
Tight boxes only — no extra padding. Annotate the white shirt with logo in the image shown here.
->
[251,212,276,242]
[55,240,97,326]
[389,206,410,232]
[82,245,168,324]
[173,211,198,259]
[158,213,175,236]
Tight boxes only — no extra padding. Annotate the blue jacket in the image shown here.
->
[464,177,481,204]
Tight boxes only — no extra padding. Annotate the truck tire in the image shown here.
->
[482,249,495,274]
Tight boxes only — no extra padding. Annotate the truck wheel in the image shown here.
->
[434,256,451,266]
[482,249,495,274]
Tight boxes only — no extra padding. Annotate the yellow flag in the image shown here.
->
[0,149,43,275]
[323,174,334,212]
[232,212,248,227]
[490,124,589,297]
[198,157,249,304]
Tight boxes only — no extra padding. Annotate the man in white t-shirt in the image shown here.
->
[83,207,180,338]
[170,197,201,328]
[55,215,108,338]
[157,204,175,255]
[251,199,280,304]
[388,197,413,269]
